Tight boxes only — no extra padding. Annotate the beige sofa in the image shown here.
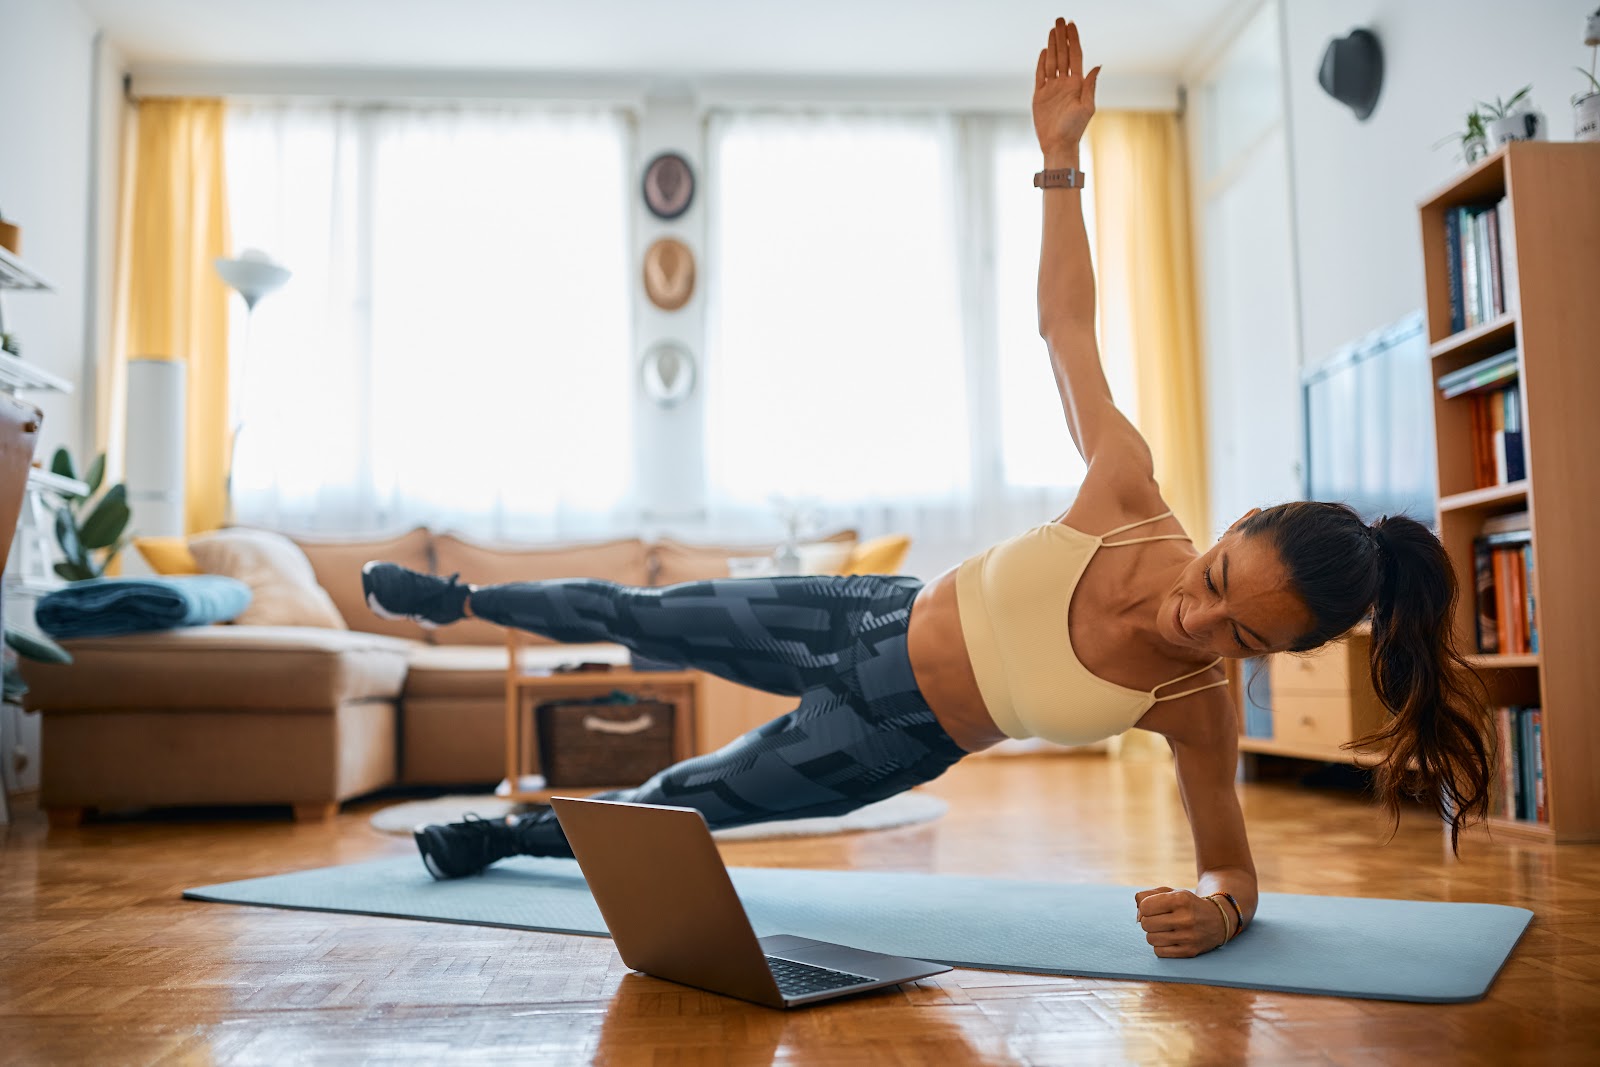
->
[22,528,849,823]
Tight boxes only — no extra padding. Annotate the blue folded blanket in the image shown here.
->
[35,576,253,639]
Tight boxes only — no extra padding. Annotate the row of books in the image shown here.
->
[1466,382,1525,488]
[1473,511,1538,655]
[1443,199,1514,333]
[1495,706,1546,823]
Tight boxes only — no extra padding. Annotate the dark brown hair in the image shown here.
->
[1239,501,1493,852]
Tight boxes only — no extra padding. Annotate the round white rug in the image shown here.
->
[369,790,947,841]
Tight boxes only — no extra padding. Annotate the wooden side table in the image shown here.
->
[502,628,699,803]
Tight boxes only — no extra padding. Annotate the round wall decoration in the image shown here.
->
[640,341,697,408]
[642,237,696,311]
[641,151,695,220]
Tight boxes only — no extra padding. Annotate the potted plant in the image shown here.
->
[48,447,131,581]
[1479,86,1547,148]
[1435,108,1489,165]
[1578,68,1600,141]
[1577,8,1600,142]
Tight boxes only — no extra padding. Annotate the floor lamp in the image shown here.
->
[213,249,290,524]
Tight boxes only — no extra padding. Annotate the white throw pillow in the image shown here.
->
[189,528,348,629]
[797,540,857,575]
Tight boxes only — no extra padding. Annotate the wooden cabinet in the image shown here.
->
[1237,631,1386,765]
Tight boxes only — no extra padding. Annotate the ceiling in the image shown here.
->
[77,0,1247,80]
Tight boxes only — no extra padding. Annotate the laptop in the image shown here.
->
[550,796,951,1009]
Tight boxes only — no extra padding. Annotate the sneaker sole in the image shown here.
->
[413,826,463,880]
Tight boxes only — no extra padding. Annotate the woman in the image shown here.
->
[362,18,1493,958]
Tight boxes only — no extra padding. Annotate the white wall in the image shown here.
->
[1281,0,1586,365]
[0,0,99,461]
[0,0,102,797]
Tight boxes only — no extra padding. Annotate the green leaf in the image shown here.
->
[54,506,82,561]
[50,447,75,481]
[54,561,95,582]
[4,627,72,664]
[85,453,106,496]
[79,484,130,550]
[3,671,28,704]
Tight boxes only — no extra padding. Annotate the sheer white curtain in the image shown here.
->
[224,102,634,540]
[704,111,1108,575]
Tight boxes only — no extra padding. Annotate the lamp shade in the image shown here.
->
[214,248,291,310]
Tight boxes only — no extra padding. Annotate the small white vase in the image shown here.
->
[1485,108,1548,148]
[1575,93,1600,143]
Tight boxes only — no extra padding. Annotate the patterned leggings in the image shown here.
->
[467,574,969,857]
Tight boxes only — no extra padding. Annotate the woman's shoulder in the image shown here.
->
[1057,452,1178,539]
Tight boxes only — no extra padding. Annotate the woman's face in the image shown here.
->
[1158,526,1313,659]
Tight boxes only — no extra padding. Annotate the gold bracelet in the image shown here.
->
[1203,895,1228,940]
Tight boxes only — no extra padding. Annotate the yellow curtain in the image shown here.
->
[1087,112,1210,762]
[1086,111,1210,545]
[117,98,230,535]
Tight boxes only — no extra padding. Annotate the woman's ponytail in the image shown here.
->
[1357,515,1494,853]
[1242,503,1495,852]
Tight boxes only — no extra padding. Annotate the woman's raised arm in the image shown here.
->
[1033,19,1157,495]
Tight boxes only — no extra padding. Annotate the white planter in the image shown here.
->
[1576,93,1600,143]
[1485,109,1548,148]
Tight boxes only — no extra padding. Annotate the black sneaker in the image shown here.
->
[362,562,472,628]
[413,813,521,880]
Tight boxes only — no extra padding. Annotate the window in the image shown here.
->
[704,111,1109,566]
[704,112,970,508]
[224,103,634,538]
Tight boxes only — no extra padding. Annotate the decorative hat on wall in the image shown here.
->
[642,237,696,311]
[1318,27,1384,121]
[642,151,695,220]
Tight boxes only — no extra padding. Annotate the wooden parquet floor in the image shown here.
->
[2,754,1597,1066]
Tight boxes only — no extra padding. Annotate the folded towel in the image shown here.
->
[35,576,253,640]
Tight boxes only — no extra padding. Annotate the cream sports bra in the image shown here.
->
[954,511,1229,746]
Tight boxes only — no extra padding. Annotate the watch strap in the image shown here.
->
[1033,167,1086,189]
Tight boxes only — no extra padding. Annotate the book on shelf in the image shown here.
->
[1436,348,1517,399]
[1444,200,1511,333]
[1472,512,1537,655]
[1466,383,1525,489]
[1495,705,1548,823]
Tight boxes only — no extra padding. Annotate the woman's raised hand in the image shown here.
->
[1033,18,1101,158]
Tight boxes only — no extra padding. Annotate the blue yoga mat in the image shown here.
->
[185,857,1530,1003]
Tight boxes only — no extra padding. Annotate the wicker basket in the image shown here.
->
[535,694,676,787]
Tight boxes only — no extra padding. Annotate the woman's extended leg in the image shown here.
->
[402,574,969,879]
[364,563,920,697]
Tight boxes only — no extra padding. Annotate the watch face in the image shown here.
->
[642,152,695,220]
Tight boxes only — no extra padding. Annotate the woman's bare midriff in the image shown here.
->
[907,569,1009,753]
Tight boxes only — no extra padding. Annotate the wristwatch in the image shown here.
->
[1033,167,1086,189]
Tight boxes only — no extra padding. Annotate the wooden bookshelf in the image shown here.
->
[1419,142,1600,843]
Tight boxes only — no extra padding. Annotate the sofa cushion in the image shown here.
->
[133,536,201,575]
[403,642,628,699]
[190,528,347,630]
[21,626,413,712]
[430,534,651,647]
[839,533,913,575]
[293,527,434,643]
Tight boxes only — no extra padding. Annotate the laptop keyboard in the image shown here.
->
[764,955,875,997]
